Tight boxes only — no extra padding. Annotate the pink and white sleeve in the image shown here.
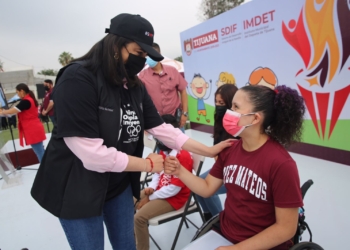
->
[147,123,189,150]
[64,137,129,173]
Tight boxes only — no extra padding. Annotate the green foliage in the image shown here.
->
[174,56,183,62]
[199,0,245,20]
[38,69,58,76]
[58,51,74,66]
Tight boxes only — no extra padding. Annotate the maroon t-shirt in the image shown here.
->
[210,138,303,250]
[42,88,54,116]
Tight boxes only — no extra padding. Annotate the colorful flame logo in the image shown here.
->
[282,0,350,139]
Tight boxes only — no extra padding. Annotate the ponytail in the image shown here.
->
[15,83,39,107]
[241,85,305,147]
[28,90,39,107]
[270,85,305,146]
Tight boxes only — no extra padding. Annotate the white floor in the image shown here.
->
[0,129,349,249]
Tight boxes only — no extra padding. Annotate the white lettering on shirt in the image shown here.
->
[222,164,267,201]
[235,166,246,186]
[249,173,257,195]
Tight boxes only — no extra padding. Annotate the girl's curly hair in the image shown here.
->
[241,85,305,147]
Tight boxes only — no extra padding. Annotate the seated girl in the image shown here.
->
[164,85,305,250]
[134,114,193,250]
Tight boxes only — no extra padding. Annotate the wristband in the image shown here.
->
[146,157,153,172]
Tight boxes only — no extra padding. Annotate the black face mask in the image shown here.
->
[124,53,146,77]
[215,105,227,117]
[44,86,50,91]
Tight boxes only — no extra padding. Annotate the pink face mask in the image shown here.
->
[223,110,255,137]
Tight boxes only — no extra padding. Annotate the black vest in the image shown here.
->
[31,62,145,219]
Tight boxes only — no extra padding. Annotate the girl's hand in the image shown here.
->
[144,187,154,196]
[164,156,181,176]
[136,196,150,210]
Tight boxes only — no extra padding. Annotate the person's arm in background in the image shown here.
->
[1,107,20,115]
[179,89,188,128]
[43,100,54,115]
[1,99,30,115]
[177,72,188,128]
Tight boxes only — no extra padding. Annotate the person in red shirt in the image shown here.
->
[138,43,189,131]
[41,79,55,126]
[165,85,305,250]
[134,114,193,250]
[1,83,46,162]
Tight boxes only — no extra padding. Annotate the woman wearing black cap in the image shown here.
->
[31,13,232,250]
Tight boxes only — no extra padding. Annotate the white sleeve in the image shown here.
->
[148,173,160,190]
[149,184,181,200]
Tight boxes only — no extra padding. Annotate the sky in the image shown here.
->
[0,0,206,73]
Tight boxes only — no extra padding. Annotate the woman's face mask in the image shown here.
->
[223,109,255,137]
[215,105,227,117]
[124,49,146,77]
[146,56,158,68]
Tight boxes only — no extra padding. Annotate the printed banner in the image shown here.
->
[180,0,350,153]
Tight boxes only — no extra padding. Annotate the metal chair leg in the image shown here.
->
[184,218,189,228]
[149,233,162,250]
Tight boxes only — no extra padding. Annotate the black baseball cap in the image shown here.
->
[105,13,164,61]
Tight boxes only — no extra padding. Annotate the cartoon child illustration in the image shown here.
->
[216,72,236,87]
[247,67,278,89]
[189,74,212,123]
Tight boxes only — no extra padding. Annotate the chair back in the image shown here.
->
[191,153,205,177]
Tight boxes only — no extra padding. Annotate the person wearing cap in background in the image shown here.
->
[139,43,189,132]
[30,13,233,250]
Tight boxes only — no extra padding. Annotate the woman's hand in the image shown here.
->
[209,139,235,157]
[146,153,164,173]
[164,156,181,176]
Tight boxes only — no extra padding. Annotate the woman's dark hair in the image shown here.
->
[72,34,141,87]
[214,84,238,144]
[16,83,39,107]
[241,85,305,147]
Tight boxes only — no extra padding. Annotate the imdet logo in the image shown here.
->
[282,0,350,140]
[183,30,219,56]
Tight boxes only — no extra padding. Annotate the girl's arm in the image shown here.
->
[164,156,223,198]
